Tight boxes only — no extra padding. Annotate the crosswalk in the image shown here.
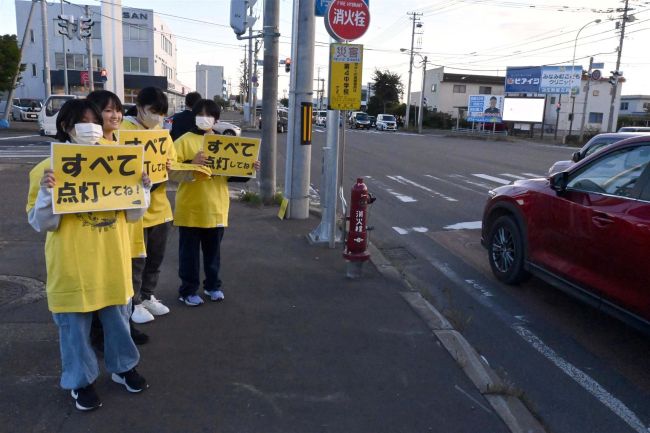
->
[0,145,49,159]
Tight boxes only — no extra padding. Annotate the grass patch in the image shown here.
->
[239,190,262,206]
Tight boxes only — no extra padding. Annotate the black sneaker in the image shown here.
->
[130,323,149,345]
[111,367,148,393]
[70,383,102,411]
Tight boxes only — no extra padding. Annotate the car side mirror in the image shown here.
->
[571,151,581,162]
[550,172,568,193]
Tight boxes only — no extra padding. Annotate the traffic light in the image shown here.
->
[285,58,291,73]
[78,16,94,39]
[608,70,622,86]
[230,0,257,36]
[57,15,72,39]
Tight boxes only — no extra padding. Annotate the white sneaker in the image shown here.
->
[142,296,170,316]
[131,304,155,324]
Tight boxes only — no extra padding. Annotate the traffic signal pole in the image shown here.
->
[41,0,51,98]
[260,0,279,203]
[606,0,628,133]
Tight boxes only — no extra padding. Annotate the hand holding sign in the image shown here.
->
[202,134,261,178]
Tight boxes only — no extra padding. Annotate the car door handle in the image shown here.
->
[592,212,614,227]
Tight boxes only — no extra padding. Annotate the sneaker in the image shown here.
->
[130,323,149,345]
[204,289,225,302]
[131,304,154,324]
[71,383,102,411]
[141,296,170,316]
[178,294,204,306]
[111,367,148,393]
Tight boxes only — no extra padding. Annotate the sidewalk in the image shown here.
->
[0,162,508,433]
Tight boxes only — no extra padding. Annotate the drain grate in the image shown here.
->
[0,280,27,306]
[0,275,46,308]
[379,246,416,263]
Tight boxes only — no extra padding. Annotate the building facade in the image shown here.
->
[14,0,191,113]
[619,94,650,122]
[195,64,226,100]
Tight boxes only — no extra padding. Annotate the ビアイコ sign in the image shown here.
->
[202,134,261,178]
[117,129,172,184]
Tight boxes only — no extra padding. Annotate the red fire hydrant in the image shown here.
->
[343,178,376,277]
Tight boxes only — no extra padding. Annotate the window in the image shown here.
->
[644,102,650,110]
[32,64,36,77]
[589,112,604,124]
[568,145,650,198]
[453,84,466,93]
[160,35,173,55]
[161,63,173,80]
[30,29,34,43]
[550,97,556,105]
[123,57,149,74]
[124,24,147,41]
[55,53,94,71]
[620,102,629,110]
[479,86,492,95]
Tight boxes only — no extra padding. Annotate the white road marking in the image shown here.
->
[387,175,457,202]
[472,174,511,185]
[392,226,429,235]
[444,221,482,230]
[500,173,526,180]
[392,227,409,235]
[412,227,428,233]
[424,175,486,195]
[465,279,493,297]
[514,325,650,433]
[522,172,544,178]
[386,188,417,202]
[454,385,493,415]
[314,128,326,133]
[448,174,495,191]
[0,134,40,140]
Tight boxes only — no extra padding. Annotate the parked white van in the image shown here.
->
[39,95,77,137]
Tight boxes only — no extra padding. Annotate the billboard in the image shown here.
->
[505,67,541,93]
[539,66,582,95]
[466,95,504,122]
[502,97,546,123]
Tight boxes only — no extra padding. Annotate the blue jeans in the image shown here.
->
[178,226,224,297]
[52,304,140,390]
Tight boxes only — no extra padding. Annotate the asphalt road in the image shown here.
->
[3,126,650,432]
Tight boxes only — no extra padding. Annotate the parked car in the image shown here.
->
[164,115,241,136]
[368,115,376,128]
[258,108,289,133]
[618,126,650,133]
[376,114,397,131]
[548,132,649,175]
[347,111,365,125]
[10,98,42,121]
[314,110,327,126]
[350,112,371,129]
[39,95,78,136]
[482,135,650,328]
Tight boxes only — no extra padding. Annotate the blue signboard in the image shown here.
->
[505,66,541,93]
[540,65,582,95]
[316,0,369,17]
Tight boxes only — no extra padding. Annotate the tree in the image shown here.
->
[368,69,403,114]
[0,35,23,93]
[279,97,289,108]
[213,95,229,109]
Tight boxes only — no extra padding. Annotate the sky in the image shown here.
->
[1,0,649,98]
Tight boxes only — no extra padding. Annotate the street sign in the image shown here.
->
[591,69,602,80]
[324,0,370,42]
[328,43,363,110]
[592,62,605,69]
[316,0,369,17]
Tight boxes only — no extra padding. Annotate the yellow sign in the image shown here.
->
[277,197,289,220]
[328,43,363,110]
[117,129,172,184]
[51,143,145,214]
[202,134,261,178]
[170,162,212,176]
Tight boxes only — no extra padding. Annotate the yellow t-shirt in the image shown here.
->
[119,118,176,228]
[174,132,230,228]
[27,159,133,313]
[99,136,146,258]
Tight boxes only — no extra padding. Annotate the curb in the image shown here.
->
[367,242,547,433]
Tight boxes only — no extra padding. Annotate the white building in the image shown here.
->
[195,64,226,100]
[619,94,650,121]
[14,0,191,112]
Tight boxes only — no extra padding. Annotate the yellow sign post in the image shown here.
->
[328,44,363,110]
[202,134,261,177]
[117,129,172,184]
[51,143,145,214]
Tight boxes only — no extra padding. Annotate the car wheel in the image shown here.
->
[487,215,529,284]
[223,130,236,136]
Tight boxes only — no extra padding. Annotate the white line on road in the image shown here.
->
[424,175,486,195]
[472,174,511,185]
[514,325,650,433]
[500,173,526,180]
[522,172,544,178]
[412,227,428,233]
[385,188,417,203]
[465,279,493,297]
[392,226,429,235]
[392,227,409,235]
[444,221,482,230]
[0,134,40,140]
[454,385,493,414]
[387,175,458,202]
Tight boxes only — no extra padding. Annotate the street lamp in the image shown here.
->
[568,18,601,138]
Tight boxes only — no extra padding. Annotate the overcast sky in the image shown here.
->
[2,0,649,97]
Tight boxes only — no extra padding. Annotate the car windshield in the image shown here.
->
[16,99,40,108]
[356,114,368,120]
[382,115,396,122]
[46,97,74,116]
[583,137,623,157]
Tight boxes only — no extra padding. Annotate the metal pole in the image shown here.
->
[579,57,594,142]
[247,4,254,127]
[2,1,37,122]
[41,0,51,97]
[418,56,427,134]
[252,39,259,117]
[60,0,68,94]
[569,19,599,138]
[260,0,279,203]
[85,5,94,91]
[554,94,561,140]
[607,0,628,133]
[541,94,547,139]
[284,0,315,219]
[404,13,417,129]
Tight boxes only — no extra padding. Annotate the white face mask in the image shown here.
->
[195,116,215,131]
[72,123,104,144]
[138,106,163,129]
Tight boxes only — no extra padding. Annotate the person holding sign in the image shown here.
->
[26,99,151,411]
[174,99,260,306]
[121,87,175,324]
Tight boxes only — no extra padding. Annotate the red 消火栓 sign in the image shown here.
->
[325,0,370,42]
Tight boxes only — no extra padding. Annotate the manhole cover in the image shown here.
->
[379,246,416,262]
[0,275,46,308]
[0,280,27,306]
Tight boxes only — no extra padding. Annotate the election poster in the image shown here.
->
[466,95,504,123]
[202,134,261,178]
[51,143,145,214]
[117,129,172,184]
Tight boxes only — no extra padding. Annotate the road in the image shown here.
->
[3,127,650,432]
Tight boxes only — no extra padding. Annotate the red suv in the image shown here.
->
[482,136,650,328]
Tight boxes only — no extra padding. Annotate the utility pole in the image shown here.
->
[260,0,279,203]
[607,0,629,132]
[554,94,561,140]
[284,0,315,219]
[247,3,255,127]
[578,57,594,142]
[418,56,427,134]
[85,5,94,91]
[60,0,68,94]
[2,1,37,122]
[252,38,260,119]
[404,12,421,130]
[41,0,51,97]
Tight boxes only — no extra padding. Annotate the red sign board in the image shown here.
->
[80,71,89,84]
[325,0,370,42]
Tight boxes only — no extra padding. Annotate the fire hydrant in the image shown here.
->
[343,178,376,278]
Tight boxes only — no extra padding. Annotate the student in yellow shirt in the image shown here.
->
[87,90,149,347]
[120,87,174,323]
[27,99,150,412]
[174,99,260,306]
